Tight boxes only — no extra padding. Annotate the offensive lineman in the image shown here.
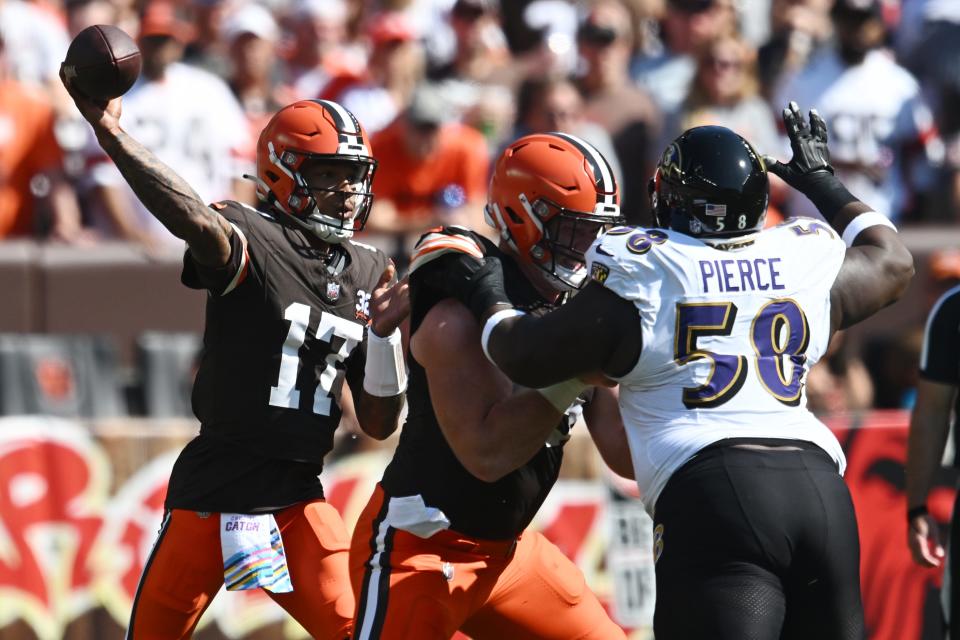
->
[439,104,914,639]
[63,67,408,639]
[350,133,632,640]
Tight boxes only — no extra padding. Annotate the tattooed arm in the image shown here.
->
[61,66,232,267]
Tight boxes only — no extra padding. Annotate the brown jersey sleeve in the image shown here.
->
[181,201,254,295]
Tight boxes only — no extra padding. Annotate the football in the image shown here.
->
[63,25,141,101]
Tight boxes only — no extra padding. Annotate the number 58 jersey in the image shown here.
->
[586,220,848,514]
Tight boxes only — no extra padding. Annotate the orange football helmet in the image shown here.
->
[252,99,376,243]
[486,132,622,290]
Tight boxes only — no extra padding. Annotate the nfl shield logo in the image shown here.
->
[325,281,341,302]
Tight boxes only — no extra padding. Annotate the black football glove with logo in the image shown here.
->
[763,101,858,222]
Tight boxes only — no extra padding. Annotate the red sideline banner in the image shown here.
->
[0,412,951,639]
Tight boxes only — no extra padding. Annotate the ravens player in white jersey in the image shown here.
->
[432,102,913,639]
[62,69,407,638]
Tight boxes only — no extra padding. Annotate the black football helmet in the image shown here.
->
[650,126,769,238]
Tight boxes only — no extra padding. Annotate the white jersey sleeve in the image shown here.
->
[586,221,847,514]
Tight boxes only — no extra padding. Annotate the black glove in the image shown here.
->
[419,253,511,321]
[764,101,858,222]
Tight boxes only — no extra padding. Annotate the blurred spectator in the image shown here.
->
[681,33,780,156]
[897,0,960,67]
[182,0,230,78]
[0,33,83,241]
[64,0,118,38]
[365,86,491,262]
[934,96,960,220]
[776,0,943,223]
[281,0,356,101]
[576,0,660,224]
[923,249,960,316]
[513,0,580,78]
[223,3,284,140]
[680,33,787,224]
[326,11,424,135]
[497,0,554,55]
[631,0,735,119]
[756,0,833,103]
[427,0,525,133]
[80,1,253,251]
[737,0,772,47]
[0,0,69,91]
[428,0,511,84]
[621,0,669,60]
[805,332,874,415]
[461,83,516,155]
[902,11,960,221]
[514,75,623,190]
[864,328,924,410]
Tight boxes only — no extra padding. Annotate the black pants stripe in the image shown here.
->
[355,498,394,640]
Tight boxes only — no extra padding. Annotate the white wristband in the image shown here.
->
[841,211,897,247]
[536,379,589,413]
[481,309,526,364]
[363,327,408,397]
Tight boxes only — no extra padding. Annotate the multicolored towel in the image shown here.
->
[220,513,293,593]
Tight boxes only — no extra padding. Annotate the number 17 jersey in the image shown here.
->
[164,201,389,513]
[586,219,848,514]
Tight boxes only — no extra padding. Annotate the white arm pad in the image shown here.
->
[536,379,589,413]
[481,309,527,364]
[841,211,897,247]
[363,328,407,397]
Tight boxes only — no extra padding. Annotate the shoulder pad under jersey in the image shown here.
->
[409,226,485,274]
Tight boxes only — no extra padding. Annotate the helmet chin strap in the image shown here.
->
[304,210,354,243]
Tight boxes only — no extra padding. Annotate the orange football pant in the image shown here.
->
[127,500,353,639]
[350,484,626,640]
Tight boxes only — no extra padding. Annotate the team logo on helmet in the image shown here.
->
[660,143,683,181]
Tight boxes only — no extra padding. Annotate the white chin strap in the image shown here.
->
[305,210,354,244]
[554,263,587,289]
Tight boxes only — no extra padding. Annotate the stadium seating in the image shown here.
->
[136,331,201,417]
[0,333,124,417]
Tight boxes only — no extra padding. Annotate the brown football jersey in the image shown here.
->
[380,227,585,540]
[165,201,390,512]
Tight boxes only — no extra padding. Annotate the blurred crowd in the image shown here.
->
[2,0,960,414]
[4,0,960,247]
